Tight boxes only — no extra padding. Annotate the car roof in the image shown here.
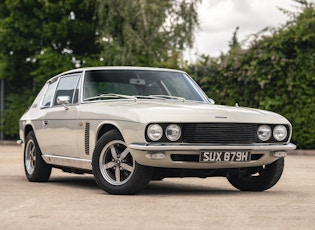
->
[47,66,185,83]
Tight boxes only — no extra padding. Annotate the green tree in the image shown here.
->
[95,0,200,67]
[0,0,201,138]
[0,0,99,137]
[188,0,315,149]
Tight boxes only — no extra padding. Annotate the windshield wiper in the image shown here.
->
[85,93,136,101]
[85,93,186,102]
[134,95,158,99]
[147,95,186,102]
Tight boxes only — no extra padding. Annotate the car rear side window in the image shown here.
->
[41,81,58,108]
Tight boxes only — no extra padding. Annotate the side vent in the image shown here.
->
[85,122,90,155]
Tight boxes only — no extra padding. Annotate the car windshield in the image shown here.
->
[83,69,208,102]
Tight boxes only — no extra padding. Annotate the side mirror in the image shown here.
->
[208,98,215,104]
[57,96,71,110]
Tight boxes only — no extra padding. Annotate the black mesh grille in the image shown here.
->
[85,122,90,155]
[182,123,257,144]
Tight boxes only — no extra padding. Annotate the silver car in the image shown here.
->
[18,67,296,194]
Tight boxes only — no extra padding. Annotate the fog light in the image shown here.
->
[272,151,287,158]
[146,152,166,160]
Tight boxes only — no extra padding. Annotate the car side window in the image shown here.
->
[41,81,58,108]
[54,74,80,106]
[72,76,81,104]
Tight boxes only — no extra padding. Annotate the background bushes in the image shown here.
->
[186,2,315,149]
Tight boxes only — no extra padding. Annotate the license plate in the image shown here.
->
[200,151,251,162]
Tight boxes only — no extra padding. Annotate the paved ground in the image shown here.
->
[1,145,315,230]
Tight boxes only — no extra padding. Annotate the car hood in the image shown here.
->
[79,100,290,124]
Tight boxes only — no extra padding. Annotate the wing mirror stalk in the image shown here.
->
[57,96,71,110]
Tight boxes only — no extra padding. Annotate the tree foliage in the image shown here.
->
[0,0,100,136]
[95,0,200,66]
[0,0,99,87]
[0,0,200,138]
[187,0,315,149]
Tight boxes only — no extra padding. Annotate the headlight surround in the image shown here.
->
[273,125,288,141]
[257,125,272,141]
[165,124,181,141]
[147,124,163,141]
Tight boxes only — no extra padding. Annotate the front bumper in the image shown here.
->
[128,142,296,169]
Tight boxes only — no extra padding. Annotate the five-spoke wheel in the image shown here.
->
[92,130,152,195]
[99,140,135,186]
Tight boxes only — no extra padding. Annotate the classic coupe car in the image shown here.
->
[19,67,296,194]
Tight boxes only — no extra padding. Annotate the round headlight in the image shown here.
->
[147,124,163,141]
[165,124,181,141]
[273,125,287,141]
[257,125,272,141]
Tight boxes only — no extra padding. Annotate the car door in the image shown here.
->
[39,73,81,158]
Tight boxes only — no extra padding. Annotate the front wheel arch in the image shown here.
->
[96,124,121,142]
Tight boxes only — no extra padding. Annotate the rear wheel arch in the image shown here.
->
[24,124,34,140]
[24,125,44,153]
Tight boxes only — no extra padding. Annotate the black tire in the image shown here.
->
[92,130,153,195]
[24,131,52,182]
[227,158,284,191]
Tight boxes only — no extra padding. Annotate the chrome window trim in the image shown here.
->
[183,73,210,103]
[79,69,210,104]
[40,73,82,109]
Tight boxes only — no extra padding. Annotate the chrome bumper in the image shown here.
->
[129,143,297,151]
[16,139,24,145]
[128,142,296,169]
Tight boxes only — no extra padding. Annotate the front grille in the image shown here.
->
[182,123,257,144]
